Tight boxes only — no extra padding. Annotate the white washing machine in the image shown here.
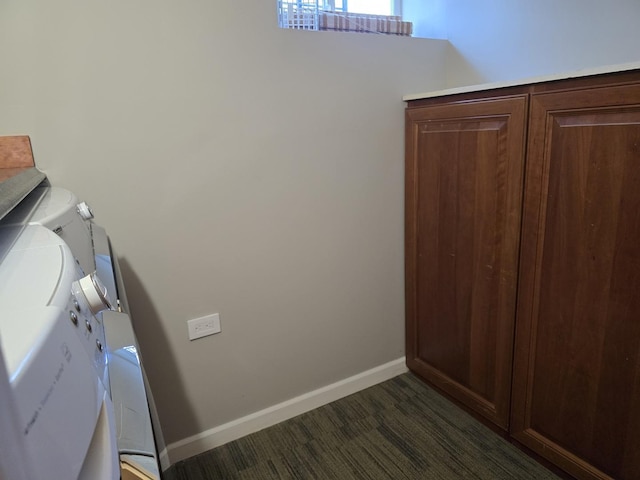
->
[0,224,119,480]
[0,181,165,479]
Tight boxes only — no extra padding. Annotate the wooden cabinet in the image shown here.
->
[405,95,527,430]
[511,82,640,480]
[406,72,640,480]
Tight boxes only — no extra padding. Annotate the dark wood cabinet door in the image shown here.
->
[512,83,640,480]
[405,95,527,430]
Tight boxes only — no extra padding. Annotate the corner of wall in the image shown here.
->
[165,358,408,465]
[444,42,488,89]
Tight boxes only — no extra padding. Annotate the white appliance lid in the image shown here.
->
[0,225,76,378]
[27,186,78,225]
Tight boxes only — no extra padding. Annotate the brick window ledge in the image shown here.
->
[319,11,413,36]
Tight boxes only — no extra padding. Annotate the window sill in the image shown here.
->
[318,11,412,36]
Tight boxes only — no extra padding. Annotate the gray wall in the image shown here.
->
[444,0,640,86]
[3,0,640,461]
[0,0,447,448]
[404,0,447,39]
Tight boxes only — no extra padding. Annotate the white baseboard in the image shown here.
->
[166,357,408,465]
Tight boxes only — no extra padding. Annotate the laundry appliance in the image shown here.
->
[0,181,165,479]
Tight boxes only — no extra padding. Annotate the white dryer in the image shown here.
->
[0,180,166,479]
[0,224,119,480]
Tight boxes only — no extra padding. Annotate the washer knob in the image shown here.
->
[76,272,113,314]
[76,202,94,220]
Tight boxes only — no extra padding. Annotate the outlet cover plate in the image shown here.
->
[188,313,221,340]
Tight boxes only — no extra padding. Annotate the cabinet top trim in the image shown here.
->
[403,61,640,102]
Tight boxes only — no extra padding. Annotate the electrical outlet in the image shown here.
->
[188,313,221,340]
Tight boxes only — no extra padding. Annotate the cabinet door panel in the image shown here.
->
[406,96,527,430]
[512,84,640,480]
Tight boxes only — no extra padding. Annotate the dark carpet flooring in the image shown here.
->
[166,373,559,479]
